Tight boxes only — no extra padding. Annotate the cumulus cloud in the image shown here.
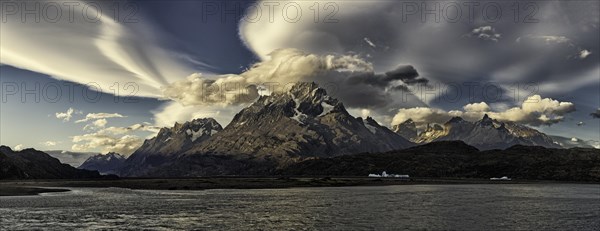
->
[152,101,245,128]
[83,119,108,131]
[55,108,80,122]
[71,122,160,155]
[161,48,424,110]
[591,109,600,119]
[463,102,491,112]
[13,144,24,151]
[72,134,143,155]
[392,107,460,127]
[579,50,592,59]
[75,113,125,123]
[162,73,259,106]
[42,141,58,146]
[392,95,575,127]
[465,26,501,42]
[93,119,108,128]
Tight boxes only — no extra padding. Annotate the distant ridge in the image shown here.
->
[79,152,126,175]
[0,146,102,179]
[394,114,561,150]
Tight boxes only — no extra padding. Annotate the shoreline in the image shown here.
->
[1,177,597,196]
[0,187,70,197]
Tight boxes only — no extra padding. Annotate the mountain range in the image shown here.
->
[99,82,593,177]
[117,82,413,177]
[118,118,223,177]
[394,115,561,150]
[0,146,102,179]
[44,150,100,167]
[5,82,598,179]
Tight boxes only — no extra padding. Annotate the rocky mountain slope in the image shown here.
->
[123,82,413,177]
[186,82,412,159]
[119,118,223,177]
[392,119,418,141]
[395,115,561,150]
[0,146,102,179]
[79,152,126,175]
[280,141,600,181]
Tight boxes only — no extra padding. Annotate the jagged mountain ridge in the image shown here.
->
[119,118,223,177]
[79,152,126,175]
[184,82,413,162]
[392,119,418,141]
[394,115,561,150]
[122,82,414,177]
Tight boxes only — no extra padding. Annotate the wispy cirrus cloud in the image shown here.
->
[75,113,126,123]
[0,0,208,98]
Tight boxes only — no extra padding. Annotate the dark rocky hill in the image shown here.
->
[0,146,102,179]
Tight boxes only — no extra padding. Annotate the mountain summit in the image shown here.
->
[119,118,223,176]
[121,82,413,177]
[185,82,413,160]
[78,152,126,175]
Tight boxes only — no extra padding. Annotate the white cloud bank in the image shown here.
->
[72,134,143,155]
[157,48,426,126]
[392,95,576,127]
[162,48,373,106]
[71,122,160,155]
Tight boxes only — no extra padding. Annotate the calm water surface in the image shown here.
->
[1,184,599,230]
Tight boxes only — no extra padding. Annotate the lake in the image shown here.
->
[1,184,598,230]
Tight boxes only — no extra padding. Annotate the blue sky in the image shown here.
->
[1,0,598,153]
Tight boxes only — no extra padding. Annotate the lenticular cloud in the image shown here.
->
[0,0,202,97]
